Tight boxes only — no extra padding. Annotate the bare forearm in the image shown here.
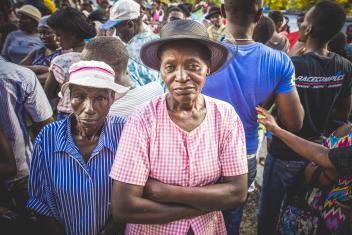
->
[273,128,332,168]
[145,175,248,211]
[38,215,66,235]
[113,197,203,224]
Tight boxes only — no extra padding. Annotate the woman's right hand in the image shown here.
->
[256,106,281,134]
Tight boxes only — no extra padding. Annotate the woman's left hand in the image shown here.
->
[144,178,167,202]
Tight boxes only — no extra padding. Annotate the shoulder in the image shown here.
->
[51,52,81,67]
[204,95,239,121]
[35,120,65,144]
[106,115,127,127]
[0,60,36,83]
[135,82,164,95]
[128,95,164,123]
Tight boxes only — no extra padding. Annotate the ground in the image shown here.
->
[240,185,260,235]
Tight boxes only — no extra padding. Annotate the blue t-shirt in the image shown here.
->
[202,42,295,155]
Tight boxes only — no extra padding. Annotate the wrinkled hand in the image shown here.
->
[256,106,280,134]
[144,178,167,202]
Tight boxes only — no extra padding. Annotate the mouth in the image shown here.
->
[173,87,196,95]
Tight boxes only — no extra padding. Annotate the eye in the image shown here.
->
[95,96,108,102]
[165,64,175,73]
[187,64,200,70]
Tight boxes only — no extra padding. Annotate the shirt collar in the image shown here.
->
[54,115,116,156]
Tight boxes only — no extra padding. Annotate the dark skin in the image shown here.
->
[257,107,351,196]
[112,41,248,224]
[20,26,59,84]
[114,19,144,43]
[18,13,37,34]
[299,7,351,122]
[44,28,85,100]
[225,2,304,132]
[39,85,117,235]
[0,125,16,180]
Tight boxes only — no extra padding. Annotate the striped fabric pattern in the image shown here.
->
[27,115,126,235]
[109,81,164,117]
[0,57,52,182]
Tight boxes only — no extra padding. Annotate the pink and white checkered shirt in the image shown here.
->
[110,94,248,235]
[49,52,81,113]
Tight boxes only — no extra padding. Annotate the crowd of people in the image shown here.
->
[0,0,351,235]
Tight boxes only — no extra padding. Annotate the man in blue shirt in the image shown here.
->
[202,0,304,234]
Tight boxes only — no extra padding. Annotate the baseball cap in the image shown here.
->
[101,0,140,30]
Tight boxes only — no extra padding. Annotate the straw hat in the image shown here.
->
[140,20,228,74]
[16,5,42,22]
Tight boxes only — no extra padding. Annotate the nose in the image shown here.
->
[175,67,189,83]
[83,98,95,114]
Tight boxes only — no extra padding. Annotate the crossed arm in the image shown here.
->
[111,174,247,224]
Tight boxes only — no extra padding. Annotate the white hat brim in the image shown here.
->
[60,78,129,101]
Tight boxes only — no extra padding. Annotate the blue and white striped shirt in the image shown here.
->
[27,115,126,235]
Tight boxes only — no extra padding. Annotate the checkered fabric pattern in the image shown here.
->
[49,52,81,113]
[110,94,248,235]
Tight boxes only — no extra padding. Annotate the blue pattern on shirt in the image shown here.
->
[27,115,126,235]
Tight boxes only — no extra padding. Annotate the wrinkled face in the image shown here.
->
[70,85,114,129]
[167,11,185,22]
[298,7,313,42]
[38,27,57,49]
[210,14,221,27]
[160,41,210,104]
[18,13,37,33]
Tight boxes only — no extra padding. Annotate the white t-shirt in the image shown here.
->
[109,82,164,116]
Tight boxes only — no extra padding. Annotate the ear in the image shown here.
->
[305,24,312,36]
[254,8,263,23]
[127,20,135,29]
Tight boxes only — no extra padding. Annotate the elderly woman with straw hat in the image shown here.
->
[27,61,129,235]
[110,20,248,235]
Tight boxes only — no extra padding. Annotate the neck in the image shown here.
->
[116,73,132,87]
[304,37,329,56]
[73,117,103,141]
[71,40,85,52]
[226,23,255,45]
[166,94,204,112]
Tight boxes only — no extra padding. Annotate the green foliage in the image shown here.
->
[264,0,352,15]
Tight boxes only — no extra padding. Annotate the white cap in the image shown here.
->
[61,60,129,100]
[101,0,140,30]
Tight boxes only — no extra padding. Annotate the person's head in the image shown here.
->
[178,3,191,18]
[88,10,109,23]
[62,61,129,129]
[165,6,185,22]
[253,16,275,44]
[224,0,262,27]
[80,36,130,86]
[16,5,41,34]
[101,0,141,43]
[47,7,96,50]
[328,32,348,58]
[205,7,222,27]
[140,20,228,105]
[0,0,12,24]
[268,11,284,33]
[38,16,58,50]
[299,1,345,44]
[99,0,110,11]
[346,24,352,44]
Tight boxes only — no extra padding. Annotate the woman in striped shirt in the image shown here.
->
[27,61,129,235]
